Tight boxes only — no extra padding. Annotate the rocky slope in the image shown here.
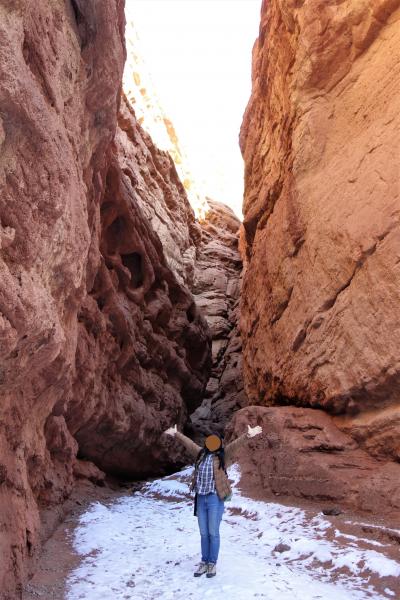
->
[0,2,211,597]
[240,0,400,459]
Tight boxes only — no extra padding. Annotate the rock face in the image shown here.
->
[228,406,400,517]
[121,18,246,441]
[190,200,247,437]
[67,105,211,480]
[239,0,400,456]
[0,2,125,594]
[0,2,210,596]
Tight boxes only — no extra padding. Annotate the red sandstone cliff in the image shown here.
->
[239,0,400,459]
[0,2,211,596]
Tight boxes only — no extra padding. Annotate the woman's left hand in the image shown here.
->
[247,425,262,438]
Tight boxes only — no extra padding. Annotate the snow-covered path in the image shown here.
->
[66,467,399,600]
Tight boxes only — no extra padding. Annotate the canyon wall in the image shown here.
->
[117,95,201,289]
[0,2,211,597]
[118,91,246,441]
[66,97,211,481]
[240,0,400,460]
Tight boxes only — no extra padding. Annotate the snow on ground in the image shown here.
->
[66,466,399,600]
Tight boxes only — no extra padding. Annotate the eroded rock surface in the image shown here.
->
[0,2,210,596]
[0,1,125,594]
[121,18,246,440]
[239,0,400,456]
[66,130,211,479]
[228,406,400,517]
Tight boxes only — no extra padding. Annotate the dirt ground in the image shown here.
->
[22,480,136,600]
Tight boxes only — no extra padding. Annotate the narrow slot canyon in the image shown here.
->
[0,1,399,599]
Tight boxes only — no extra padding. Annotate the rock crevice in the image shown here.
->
[190,200,246,438]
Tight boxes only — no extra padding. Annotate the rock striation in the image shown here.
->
[239,0,400,458]
[0,2,211,596]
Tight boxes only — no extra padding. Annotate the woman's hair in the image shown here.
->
[217,447,226,472]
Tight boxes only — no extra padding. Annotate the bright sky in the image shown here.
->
[125,0,261,217]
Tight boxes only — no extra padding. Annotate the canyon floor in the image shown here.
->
[23,467,400,600]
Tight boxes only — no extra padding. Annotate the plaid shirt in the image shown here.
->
[195,452,216,494]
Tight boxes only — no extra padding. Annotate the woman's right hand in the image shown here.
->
[164,424,177,437]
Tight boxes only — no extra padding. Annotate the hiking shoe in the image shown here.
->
[206,563,216,578]
[193,561,208,577]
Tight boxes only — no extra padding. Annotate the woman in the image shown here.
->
[164,423,262,578]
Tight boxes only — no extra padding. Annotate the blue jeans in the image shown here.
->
[196,492,225,564]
